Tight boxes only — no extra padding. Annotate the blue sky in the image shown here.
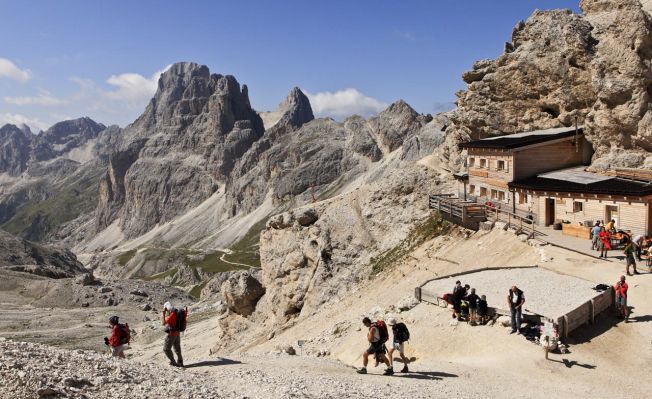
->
[0,0,579,131]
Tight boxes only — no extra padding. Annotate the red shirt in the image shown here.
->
[108,325,123,347]
[165,311,179,336]
[615,281,628,299]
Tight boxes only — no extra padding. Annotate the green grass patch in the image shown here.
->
[224,217,268,268]
[117,249,138,266]
[184,251,246,274]
[370,212,450,275]
[2,167,103,241]
[142,267,178,281]
[189,281,208,299]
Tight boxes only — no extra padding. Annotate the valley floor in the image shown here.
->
[2,228,651,398]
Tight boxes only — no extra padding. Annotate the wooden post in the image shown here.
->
[415,287,422,302]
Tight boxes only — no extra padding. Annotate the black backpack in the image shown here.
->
[394,322,410,343]
[174,308,187,332]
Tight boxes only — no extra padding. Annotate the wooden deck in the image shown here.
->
[428,194,487,230]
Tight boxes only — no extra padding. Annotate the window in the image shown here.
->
[573,201,583,212]
[518,193,527,205]
[497,160,506,171]
[498,191,506,201]
[491,189,499,200]
[479,158,487,168]
[469,185,476,194]
[480,187,488,197]
[468,157,475,167]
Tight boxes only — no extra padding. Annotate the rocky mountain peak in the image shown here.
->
[260,87,314,132]
[381,99,418,118]
[0,124,32,176]
[31,117,106,162]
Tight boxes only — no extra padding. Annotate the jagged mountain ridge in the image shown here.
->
[0,118,112,241]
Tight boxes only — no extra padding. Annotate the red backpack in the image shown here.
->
[374,320,389,344]
[118,323,131,345]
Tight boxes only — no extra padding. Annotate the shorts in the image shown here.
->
[111,344,125,357]
[469,308,478,316]
[626,253,636,266]
[616,295,627,307]
[366,342,386,355]
[391,342,405,353]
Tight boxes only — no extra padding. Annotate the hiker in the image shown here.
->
[632,234,645,261]
[452,281,465,320]
[591,222,601,250]
[605,219,616,233]
[614,275,629,322]
[357,317,392,375]
[623,237,638,276]
[477,295,489,325]
[162,301,185,367]
[466,288,480,324]
[387,318,410,373]
[599,226,611,258]
[507,286,525,334]
[104,315,129,358]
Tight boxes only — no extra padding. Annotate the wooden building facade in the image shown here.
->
[459,127,652,236]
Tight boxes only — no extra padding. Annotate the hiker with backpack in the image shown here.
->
[357,317,393,375]
[105,315,130,358]
[162,301,187,367]
[387,318,410,373]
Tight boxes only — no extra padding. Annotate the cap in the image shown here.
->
[387,317,397,326]
[164,301,174,311]
[109,315,119,325]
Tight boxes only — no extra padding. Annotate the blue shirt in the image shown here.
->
[591,226,601,237]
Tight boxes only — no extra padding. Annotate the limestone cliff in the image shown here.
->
[445,0,652,170]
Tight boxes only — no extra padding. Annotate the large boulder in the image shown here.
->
[220,272,265,316]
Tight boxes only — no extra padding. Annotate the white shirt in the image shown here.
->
[633,235,644,246]
[370,326,380,342]
[511,291,519,303]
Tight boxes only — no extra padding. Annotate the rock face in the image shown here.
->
[444,1,652,170]
[0,124,31,176]
[221,271,265,316]
[96,62,266,237]
[0,229,86,278]
[0,117,110,242]
[258,165,449,319]
[30,117,106,162]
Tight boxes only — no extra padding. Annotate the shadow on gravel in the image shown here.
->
[184,358,242,368]
[629,315,652,323]
[395,371,458,380]
[548,359,596,369]
[565,307,633,345]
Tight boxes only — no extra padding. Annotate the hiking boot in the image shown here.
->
[400,365,409,373]
[177,361,184,367]
[356,367,367,374]
[169,361,178,367]
[383,368,394,376]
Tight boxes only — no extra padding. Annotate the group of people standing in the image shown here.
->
[590,220,650,275]
[449,281,488,325]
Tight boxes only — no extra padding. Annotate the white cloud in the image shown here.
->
[305,88,387,119]
[394,30,416,41]
[102,65,171,103]
[0,112,49,132]
[0,58,32,82]
[5,90,67,106]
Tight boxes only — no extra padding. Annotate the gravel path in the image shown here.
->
[421,267,599,318]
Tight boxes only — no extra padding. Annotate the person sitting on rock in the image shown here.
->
[162,301,184,367]
[357,317,392,375]
[105,315,128,358]
[387,317,410,373]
